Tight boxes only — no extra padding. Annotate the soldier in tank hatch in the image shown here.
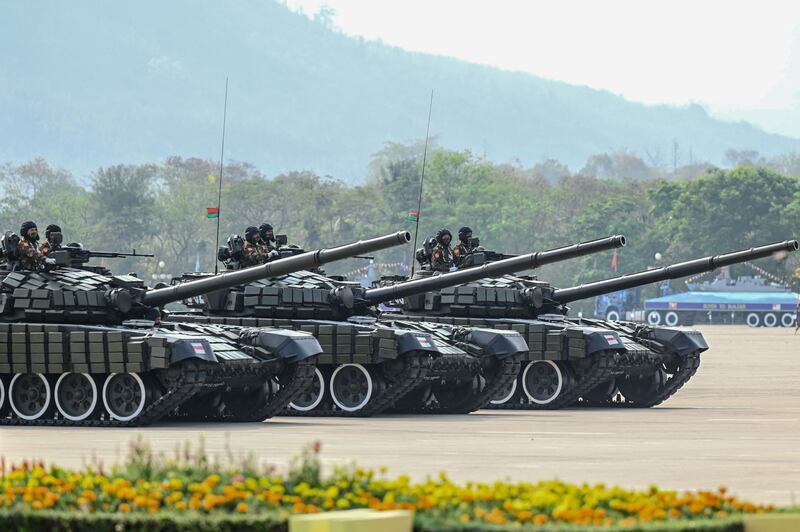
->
[452,226,474,266]
[39,224,63,255]
[240,226,266,267]
[259,223,277,252]
[431,228,456,272]
[17,221,52,271]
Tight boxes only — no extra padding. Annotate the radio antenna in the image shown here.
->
[410,89,434,276]
[213,77,229,274]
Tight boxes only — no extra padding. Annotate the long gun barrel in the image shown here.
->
[142,231,411,307]
[552,239,799,304]
[364,234,626,304]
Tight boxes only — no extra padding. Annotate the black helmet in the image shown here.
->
[20,221,38,241]
[259,223,274,242]
[435,228,452,245]
[244,226,261,244]
[45,224,62,241]
[458,226,472,242]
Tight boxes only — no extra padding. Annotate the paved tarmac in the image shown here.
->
[1,325,798,505]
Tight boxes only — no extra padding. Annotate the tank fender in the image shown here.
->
[583,329,627,355]
[169,338,219,364]
[646,327,709,354]
[394,330,442,355]
[464,328,528,359]
[246,329,323,363]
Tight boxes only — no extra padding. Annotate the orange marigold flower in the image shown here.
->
[236,502,249,513]
[533,514,549,525]
[118,503,131,513]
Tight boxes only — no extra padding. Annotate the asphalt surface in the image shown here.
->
[1,325,798,505]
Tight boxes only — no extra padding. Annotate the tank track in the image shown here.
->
[285,352,433,417]
[592,350,702,408]
[486,350,620,410]
[218,358,319,422]
[0,360,212,427]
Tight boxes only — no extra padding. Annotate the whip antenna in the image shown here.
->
[411,89,434,276]
[213,77,229,274]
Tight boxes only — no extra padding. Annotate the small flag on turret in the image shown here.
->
[611,249,618,272]
[206,207,220,219]
[405,211,419,222]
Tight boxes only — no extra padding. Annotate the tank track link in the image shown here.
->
[217,358,319,422]
[486,350,620,410]
[397,354,523,414]
[592,350,702,408]
[0,360,212,427]
[284,352,432,417]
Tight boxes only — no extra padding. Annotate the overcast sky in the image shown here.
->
[286,0,800,138]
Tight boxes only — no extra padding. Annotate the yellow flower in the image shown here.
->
[236,502,249,513]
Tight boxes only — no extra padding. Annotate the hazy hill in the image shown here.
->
[1,0,798,181]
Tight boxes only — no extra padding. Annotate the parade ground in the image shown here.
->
[0,325,797,506]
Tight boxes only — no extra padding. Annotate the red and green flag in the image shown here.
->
[405,211,419,222]
[206,207,220,219]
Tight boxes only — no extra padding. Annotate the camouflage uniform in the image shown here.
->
[18,239,47,271]
[452,226,473,267]
[452,242,469,267]
[39,241,59,255]
[431,244,455,272]
[240,242,264,268]
[430,228,455,272]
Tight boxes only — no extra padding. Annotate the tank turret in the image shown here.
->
[364,235,626,305]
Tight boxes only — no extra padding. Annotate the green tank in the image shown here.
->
[168,234,624,415]
[379,239,799,409]
[0,230,409,425]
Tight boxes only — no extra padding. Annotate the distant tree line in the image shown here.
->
[1,145,798,314]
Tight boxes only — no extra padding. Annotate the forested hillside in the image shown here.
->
[2,149,798,314]
[1,0,799,180]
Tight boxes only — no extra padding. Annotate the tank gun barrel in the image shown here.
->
[364,234,626,304]
[552,239,799,304]
[142,231,411,307]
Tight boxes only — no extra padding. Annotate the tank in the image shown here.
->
[380,239,799,409]
[168,234,625,416]
[0,230,410,426]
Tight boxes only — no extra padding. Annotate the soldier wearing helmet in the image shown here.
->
[40,224,63,255]
[430,228,455,272]
[452,226,474,267]
[17,221,49,271]
[240,226,266,267]
[259,223,276,252]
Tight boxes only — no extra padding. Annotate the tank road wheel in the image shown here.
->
[522,360,567,405]
[605,309,621,322]
[55,373,98,422]
[646,311,662,325]
[664,311,680,327]
[102,373,148,422]
[781,313,797,328]
[9,373,52,421]
[763,312,778,328]
[490,376,518,405]
[330,363,373,413]
[617,368,666,405]
[582,379,617,404]
[289,367,326,412]
[745,313,760,327]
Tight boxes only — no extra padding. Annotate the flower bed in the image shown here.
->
[0,439,780,531]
